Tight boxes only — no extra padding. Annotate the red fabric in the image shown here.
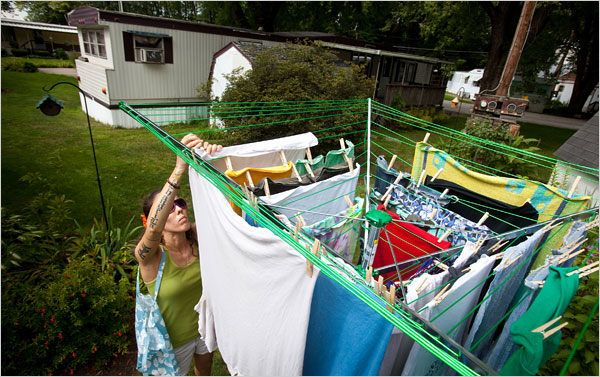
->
[372,205,451,281]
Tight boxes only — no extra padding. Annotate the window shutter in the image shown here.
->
[123,31,134,62]
[164,37,173,64]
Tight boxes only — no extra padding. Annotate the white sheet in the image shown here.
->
[189,167,318,376]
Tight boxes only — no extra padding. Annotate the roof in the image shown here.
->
[0,18,78,33]
[558,72,577,82]
[232,41,270,62]
[319,42,451,64]
[553,112,599,170]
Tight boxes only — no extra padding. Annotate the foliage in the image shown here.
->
[1,255,134,376]
[435,116,541,178]
[544,99,576,118]
[2,57,75,70]
[10,48,30,57]
[404,106,449,124]
[540,228,599,376]
[53,48,69,60]
[210,41,375,154]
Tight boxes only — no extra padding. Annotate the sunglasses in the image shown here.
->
[170,198,188,213]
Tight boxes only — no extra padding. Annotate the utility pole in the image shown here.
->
[495,1,537,96]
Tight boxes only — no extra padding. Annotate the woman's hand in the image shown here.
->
[175,134,223,173]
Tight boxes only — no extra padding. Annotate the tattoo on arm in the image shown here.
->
[148,186,173,230]
[137,243,151,260]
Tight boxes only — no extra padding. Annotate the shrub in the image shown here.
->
[11,48,29,57]
[23,61,38,72]
[53,48,69,60]
[208,41,375,155]
[32,49,52,57]
[1,256,135,375]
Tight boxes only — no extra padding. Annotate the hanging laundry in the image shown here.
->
[302,197,364,263]
[225,161,294,186]
[551,221,590,267]
[325,139,355,167]
[295,154,325,176]
[249,163,351,196]
[500,266,579,376]
[371,205,452,281]
[207,132,318,172]
[260,164,361,226]
[373,155,410,197]
[424,176,539,234]
[462,228,546,360]
[188,168,318,376]
[401,255,496,376]
[389,184,492,246]
[410,141,590,271]
[303,273,393,376]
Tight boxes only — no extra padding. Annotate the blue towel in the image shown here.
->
[303,274,393,376]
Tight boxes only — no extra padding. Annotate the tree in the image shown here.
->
[211,42,375,153]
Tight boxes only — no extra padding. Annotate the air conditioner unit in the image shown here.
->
[139,48,164,63]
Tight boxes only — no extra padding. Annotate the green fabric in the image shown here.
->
[324,140,355,167]
[146,248,202,349]
[295,154,325,176]
[501,266,579,376]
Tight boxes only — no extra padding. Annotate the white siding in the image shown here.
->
[77,27,114,69]
[75,59,110,102]
[211,47,252,100]
[101,20,267,103]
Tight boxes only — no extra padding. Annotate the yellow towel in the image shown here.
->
[411,142,590,269]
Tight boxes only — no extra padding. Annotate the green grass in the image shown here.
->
[2,56,76,69]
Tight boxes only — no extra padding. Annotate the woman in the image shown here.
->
[136,133,222,375]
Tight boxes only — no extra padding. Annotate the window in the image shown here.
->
[558,85,565,92]
[391,60,417,84]
[464,75,470,84]
[123,31,173,64]
[82,30,106,58]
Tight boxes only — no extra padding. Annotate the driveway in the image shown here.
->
[442,100,586,130]
[38,67,78,78]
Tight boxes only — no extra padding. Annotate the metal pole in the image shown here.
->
[43,81,111,248]
[365,97,372,256]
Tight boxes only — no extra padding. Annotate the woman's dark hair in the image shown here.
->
[134,188,196,252]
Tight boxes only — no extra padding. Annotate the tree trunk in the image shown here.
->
[568,4,599,114]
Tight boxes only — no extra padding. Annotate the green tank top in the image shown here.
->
[145,247,202,349]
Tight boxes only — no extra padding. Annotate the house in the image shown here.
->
[552,112,599,206]
[1,18,79,55]
[551,73,599,114]
[446,69,484,100]
[66,7,449,128]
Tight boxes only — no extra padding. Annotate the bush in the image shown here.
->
[32,49,52,57]
[208,41,375,155]
[544,99,576,118]
[54,48,69,60]
[11,48,30,57]
[1,256,134,375]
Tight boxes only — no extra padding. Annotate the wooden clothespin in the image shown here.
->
[433,259,449,271]
[415,278,428,295]
[423,132,431,144]
[344,195,355,212]
[382,173,404,205]
[561,235,586,251]
[296,214,307,228]
[279,150,288,165]
[437,230,452,243]
[540,219,562,234]
[578,266,600,279]
[388,155,397,171]
[305,147,313,164]
[263,179,271,200]
[504,254,522,269]
[306,239,321,278]
[532,316,569,339]
[431,168,443,182]
[304,162,315,179]
[567,261,600,277]
[432,284,450,304]
[429,208,437,220]
[553,248,585,265]
[416,170,426,188]
[488,239,508,254]
[241,182,249,197]
[365,266,373,284]
[582,218,599,231]
[476,212,489,228]
[439,188,449,199]
[291,163,302,182]
[377,276,384,296]
[245,170,255,189]
[225,156,233,171]
[339,138,354,173]
[387,285,396,313]
[567,176,581,198]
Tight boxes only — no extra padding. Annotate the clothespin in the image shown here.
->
[225,156,233,171]
[523,198,531,206]
[241,183,249,197]
[365,266,373,284]
[488,239,508,254]
[561,235,586,251]
[567,176,581,198]
[339,138,354,173]
[245,171,255,189]
[578,266,600,279]
[429,208,437,220]
[431,168,443,182]
[532,316,569,339]
[433,259,449,271]
[292,226,299,241]
[387,285,396,313]
[474,235,487,253]
[416,170,426,188]
[437,230,452,243]
[296,214,307,228]
[582,218,599,231]
[567,261,600,277]
[439,188,449,199]
[504,254,522,269]
[415,278,428,295]
[540,219,562,234]
[388,155,397,171]
[279,150,288,165]
[552,248,585,265]
[432,284,450,304]
[476,212,489,227]
[304,162,315,179]
[423,132,431,144]
[377,276,384,296]
[263,179,271,200]
[306,239,321,278]
[344,195,355,212]
[191,148,197,163]
[305,147,313,164]
[291,163,302,182]
[382,173,404,206]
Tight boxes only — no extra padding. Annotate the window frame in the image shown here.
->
[82,29,106,59]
